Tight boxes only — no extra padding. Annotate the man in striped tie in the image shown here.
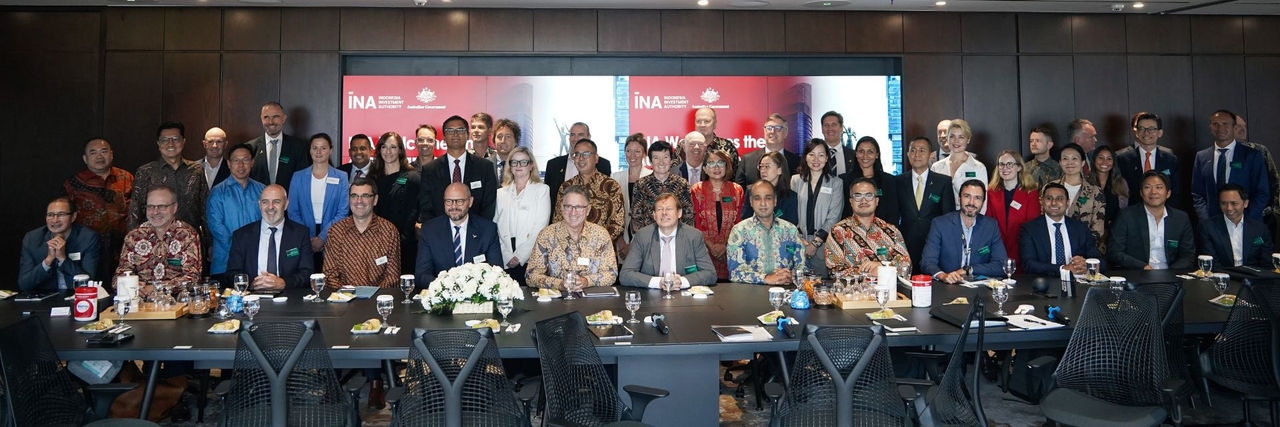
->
[414,182,504,286]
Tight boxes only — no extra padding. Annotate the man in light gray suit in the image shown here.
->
[620,193,717,288]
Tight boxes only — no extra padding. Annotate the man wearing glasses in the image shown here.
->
[415,182,503,285]
[678,131,708,186]
[825,178,910,275]
[206,143,265,283]
[128,122,208,235]
[552,139,626,241]
[528,185,619,290]
[418,115,498,222]
[323,178,400,289]
[735,113,801,187]
[1115,111,1181,207]
[544,122,612,208]
[19,197,99,293]
[114,186,202,289]
[895,136,955,273]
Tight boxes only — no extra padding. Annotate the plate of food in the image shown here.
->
[585,310,622,325]
[687,286,715,296]
[865,309,897,320]
[76,318,117,333]
[207,319,241,334]
[1209,294,1236,308]
[351,318,383,334]
[465,319,500,331]
[757,310,784,325]
[327,292,355,303]
[536,288,562,299]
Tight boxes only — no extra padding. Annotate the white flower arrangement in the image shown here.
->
[423,263,523,312]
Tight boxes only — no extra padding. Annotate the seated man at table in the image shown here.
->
[920,179,1008,283]
[226,184,314,291]
[825,178,910,275]
[323,177,401,289]
[1108,171,1195,270]
[1197,183,1274,268]
[19,196,100,293]
[114,185,201,289]
[416,182,503,286]
[620,193,716,288]
[727,180,805,285]
[527,185,618,290]
[1018,182,1102,277]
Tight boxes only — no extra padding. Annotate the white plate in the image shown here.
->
[464,320,481,327]
[207,321,240,334]
[1209,294,1236,308]
[756,310,784,325]
[76,323,128,334]
[350,327,381,335]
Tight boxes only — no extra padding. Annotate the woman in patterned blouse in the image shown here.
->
[690,149,743,280]
[631,140,695,234]
[1051,143,1108,254]
[1089,145,1129,231]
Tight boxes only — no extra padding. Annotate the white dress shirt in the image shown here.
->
[203,157,221,189]
[930,152,988,214]
[1225,216,1244,266]
[828,144,847,175]
[451,218,469,261]
[1145,207,1169,269]
[349,163,370,180]
[447,153,467,181]
[1212,141,1236,183]
[310,175,326,224]
[646,227,691,289]
[1044,215,1073,264]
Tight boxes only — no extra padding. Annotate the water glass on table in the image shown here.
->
[399,274,416,304]
[625,291,642,323]
[496,298,514,328]
[1198,255,1214,278]
[243,296,260,321]
[309,273,326,303]
[376,295,395,329]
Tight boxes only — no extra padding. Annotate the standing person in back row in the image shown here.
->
[419,115,498,222]
[1114,111,1180,208]
[896,136,955,274]
[246,101,311,191]
[931,119,987,212]
[1190,110,1269,222]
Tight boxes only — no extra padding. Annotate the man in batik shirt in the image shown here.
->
[323,178,400,289]
[129,121,208,231]
[65,137,133,277]
[552,139,626,241]
[115,186,201,288]
[728,181,805,285]
[826,178,911,274]
[529,185,618,290]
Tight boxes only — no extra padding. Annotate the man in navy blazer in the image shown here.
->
[1191,110,1270,222]
[418,115,499,222]
[226,185,314,291]
[245,102,311,191]
[416,183,504,286]
[544,122,611,209]
[921,179,1008,283]
[1115,111,1181,208]
[1108,171,1196,270]
[19,197,100,293]
[1019,183,1103,277]
[896,137,956,273]
[1198,184,1274,269]
[620,195,717,288]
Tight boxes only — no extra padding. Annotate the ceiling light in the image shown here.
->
[935,0,946,5]
[698,0,709,5]
[802,0,850,7]
[1132,2,1145,7]
[728,0,770,6]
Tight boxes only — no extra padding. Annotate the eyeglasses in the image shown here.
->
[571,151,594,158]
[508,159,532,167]
[46,212,72,219]
[705,160,726,168]
[145,203,175,211]
[562,204,588,212]
[1135,126,1160,133]
[349,193,376,200]
[997,162,1019,168]
[848,193,877,201]
[442,128,467,135]
[443,198,469,206]
[764,125,785,132]
[157,136,183,144]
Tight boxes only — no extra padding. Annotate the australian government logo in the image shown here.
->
[409,86,446,110]
[699,87,720,103]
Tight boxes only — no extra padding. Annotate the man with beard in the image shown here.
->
[735,113,801,186]
[247,102,310,190]
[921,179,1008,283]
[339,134,374,181]
[226,184,313,291]
[415,182,503,285]
[1018,182,1102,277]
[19,197,99,293]
[825,178,910,275]
[323,178,400,289]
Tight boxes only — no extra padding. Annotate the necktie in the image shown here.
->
[497,160,504,176]
[453,225,463,266]
[1216,148,1228,184]
[452,159,462,183]
[268,139,279,183]
[1053,223,1066,265]
[660,236,675,276]
[354,169,363,179]
[689,167,700,185]
[1143,151,1152,172]
[827,148,838,174]
[915,175,924,209]
[267,226,278,274]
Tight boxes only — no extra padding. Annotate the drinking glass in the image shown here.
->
[309,274,325,303]
[841,273,856,300]
[768,287,787,311]
[1198,255,1214,277]
[399,274,416,304]
[1272,253,1279,273]
[1004,259,1017,280]
[1211,273,1229,296]
[376,295,395,329]
[496,298,514,328]
[897,263,911,280]
[562,271,580,301]
[114,297,132,328]
[232,274,249,295]
[625,291,642,323]
[661,273,678,300]
[243,296,260,321]
[874,286,892,315]
[991,283,1009,316]
[1085,258,1101,283]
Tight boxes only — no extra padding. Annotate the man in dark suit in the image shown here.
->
[1114,111,1180,208]
[18,197,99,293]
[1191,110,1271,222]
[820,111,856,176]
[418,115,499,222]
[620,194,717,288]
[544,122,611,207]
[337,134,373,181]
[201,127,231,190]
[676,131,707,186]
[226,184,314,291]
[921,179,1008,283]
[1198,184,1274,269]
[1108,171,1196,270]
[735,113,801,186]
[415,182,503,285]
[246,101,311,191]
[896,137,955,273]
[1019,183,1103,277]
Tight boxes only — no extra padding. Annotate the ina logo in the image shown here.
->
[700,87,720,103]
[416,87,437,104]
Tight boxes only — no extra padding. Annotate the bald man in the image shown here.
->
[202,127,231,189]
[415,182,503,286]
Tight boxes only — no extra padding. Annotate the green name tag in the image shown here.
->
[286,247,300,257]
[928,193,940,203]
[977,246,990,255]
[722,197,732,203]
[875,188,884,196]
[279,156,290,164]
[396,177,408,185]
[1078,196,1089,205]
[774,208,783,218]
[1161,169,1170,175]
[683,265,698,274]
[1252,236,1264,246]
[965,172,976,178]
[1230,162,1242,169]
[876,247,888,256]
[1167,240,1179,248]
[166,258,182,266]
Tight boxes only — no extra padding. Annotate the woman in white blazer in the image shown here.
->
[791,139,844,277]
[495,146,550,286]
[611,133,652,262]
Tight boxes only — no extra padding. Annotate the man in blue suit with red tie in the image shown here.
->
[1191,110,1270,222]
[1019,183,1104,277]
[415,182,503,286]
[921,179,1008,283]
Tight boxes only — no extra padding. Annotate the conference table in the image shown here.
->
[1,269,1248,426]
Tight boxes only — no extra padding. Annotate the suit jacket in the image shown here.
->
[1018,215,1102,276]
[418,153,499,222]
[1114,144,1180,208]
[226,219,314,289]
[734,149,801,187]
[1107,204,1196,270]
[286,166,350,242]
[790,174,844,238]
[206,158,231,189]
[920,212,1008,278]
[246,134,311,191]
[1197,215,1274,268]
[1191,143,1270,221]
[414,214,504,285]
[986,187,1042,260]
[18,224,99,293]
[619,223,717,287]
[895,170,956,271]
[827,145,857,177]
[544,155,611,208]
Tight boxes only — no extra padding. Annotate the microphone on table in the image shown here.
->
[648,313,670,335]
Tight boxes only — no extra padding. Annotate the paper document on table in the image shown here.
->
[1004,314,1064,330]
[711,325,774,342]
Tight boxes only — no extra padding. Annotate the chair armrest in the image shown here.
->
[84,383,139,421]
[516,377,541,419]
[213,378,234,399]
[385,386,404,406]
[1026,355,1057,370]
[1160,378,1187,425]
[342,375,367,395]
[621,384,670,422]
[895,377,933,388]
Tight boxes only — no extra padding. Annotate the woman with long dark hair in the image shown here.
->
[740,151,799,226]
[791,140,844,276]
[371,131,420,274]
[847,136,900,223]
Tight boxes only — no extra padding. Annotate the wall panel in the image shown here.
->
[103,51,164,165]
[962,55,1020,158]
[1019,55,1075,146]
[902,12,960,53]
[1244,57,1280,148]
[1242,16,1280,55]
[281,9,339,51]
[223,8,280,51]
[221,53,280,143]
[901,54,962,144]
[280,52,341,141]
[105,8,165,51]
[533,10,596,52]
[661,10,723,52]
[725,11,785,53]
[470,9,533,52]
[0,11,99,52]
[1071,14,1125,53]
[598,10,659,52]
[785,11,844,53]
[405,9,468,51]
[341,8,404,51]
[1126,15,1190,54]
[164,8,221,51]
[1018,13,1071,54]
[1191,55,1246,149]
[1072,55,1129,148]
[846,12,903,53]
[162,52,221,160]
[962,13,1016,53]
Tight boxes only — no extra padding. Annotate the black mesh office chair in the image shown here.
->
[532,311,669,427]
[0,315,158,427]
[213,320,364,426]
[1197,279,1280,425]
[1134,281,1188,381]
[1039,288,1184,427]
[900,297,987,427]
[386,327,530,427]
[764,324,909,427]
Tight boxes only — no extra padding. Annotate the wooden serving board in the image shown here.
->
[833,293,912,310]
[104,303,188,320]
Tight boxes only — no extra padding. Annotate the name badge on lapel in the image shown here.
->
[576,257,591,266]
[69,252,81,261]
[285,247,300,257]
[326,177,340,185]
[375,256,388,266]
[1230,162,1242,169]
[395,177,408,185]
[977,246,990,255]
[929,193,941,203]
[820,186,832,195]
[965,171,976,178]
[1166,240,1179,248]
[470,181,482,189]
[1252,236,1263,246]
[1010,201,1022,210]
[167,258,182,266]
[473,254,486,263]
[683,265,698,274]
[279,156,291,164]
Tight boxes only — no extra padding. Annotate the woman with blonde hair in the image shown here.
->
[495,145,550,285]
[986,149,1041,258]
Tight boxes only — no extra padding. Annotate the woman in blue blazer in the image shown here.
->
[287,133,350,263]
